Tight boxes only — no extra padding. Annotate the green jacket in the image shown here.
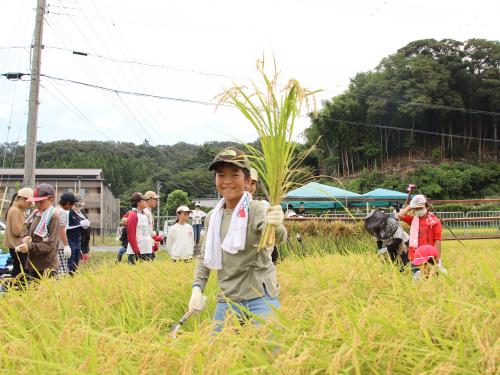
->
[193,200,287,302]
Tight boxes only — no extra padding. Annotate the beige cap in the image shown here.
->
[144,190,159,200]
[410,194,427,209]
[250,168,259,182]
[176,205,191,213]
[17,187,34,199]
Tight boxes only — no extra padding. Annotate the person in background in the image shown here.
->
[3,187,33,280]
[143,190,159,258]
[190,202,206,245]
[74,198,91,261]
[17,184,60,280]
[66,195,90,275]
[285,204,297,218]
[364,209,409,269]
[245,168,279,264]
[397,194,446,275]
[126,192,153,264]
[166,206,194,261]
[189,147,287,332]
[55,192,76,276]
[116,217,128,263]
[298,202,306,216]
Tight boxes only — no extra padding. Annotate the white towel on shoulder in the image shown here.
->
[203,192,251,270]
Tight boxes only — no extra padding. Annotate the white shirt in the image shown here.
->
[143,207,154,232]
[126,210,153,254]
[190,209,206,225]
[165,222,194,260]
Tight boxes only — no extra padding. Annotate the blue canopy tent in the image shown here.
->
[354,188,408,208]
[282,182,362,209]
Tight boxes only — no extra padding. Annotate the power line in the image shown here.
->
[309,116,500,143]
[43,44,500,117]
[84,0,182,142]
[44,12,157,145]
[343,93,500,116]
[44,45,246,81]
[40,81,112,141]
[4,72,498,144]
[40,73,220,106]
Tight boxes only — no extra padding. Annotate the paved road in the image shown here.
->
[90,244,202,255]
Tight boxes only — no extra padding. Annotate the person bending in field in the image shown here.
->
[411,245,441,282]
[397,194,447,275]
[365,209,410,269]
[188,147,287,332]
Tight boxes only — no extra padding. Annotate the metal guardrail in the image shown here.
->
[286,211,500,240]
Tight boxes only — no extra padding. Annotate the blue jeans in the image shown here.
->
[193,224,202,244]
[67,237,81,274]
[116,246,126,262]
[213,288,280,333]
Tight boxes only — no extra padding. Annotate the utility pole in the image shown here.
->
[156,180,161,233]
[23,0,46,187]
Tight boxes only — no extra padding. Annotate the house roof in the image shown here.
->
[0,168,104,180]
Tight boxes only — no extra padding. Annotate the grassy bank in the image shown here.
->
[0,239,498,374]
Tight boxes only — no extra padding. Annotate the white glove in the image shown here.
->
[63,245,72,258]
[266,205,284,226]
[188,286,206,311]
[437,259,448,275]
[80,219,90,229]
[377,247,388,255]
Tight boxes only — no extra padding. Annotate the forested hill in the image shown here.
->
[0,39,498,205]
[305,38,499,177]
[0,140,238,205]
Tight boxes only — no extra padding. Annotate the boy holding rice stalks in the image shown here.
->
[188,147,287,332]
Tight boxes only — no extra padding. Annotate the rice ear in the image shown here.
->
[217,57,319,248]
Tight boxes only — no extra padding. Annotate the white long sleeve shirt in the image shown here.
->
[165,223,194,260]
[190,209,206,225]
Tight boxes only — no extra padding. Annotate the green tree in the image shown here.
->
[164,189,190,216]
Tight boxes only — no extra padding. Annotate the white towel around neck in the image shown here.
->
[203,192,251,270]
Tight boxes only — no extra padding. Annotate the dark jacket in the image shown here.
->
[120,226,128,248]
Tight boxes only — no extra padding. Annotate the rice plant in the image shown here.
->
[0,239,497,374]
[217,58,319,247]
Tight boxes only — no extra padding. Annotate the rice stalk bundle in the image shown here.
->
[217,58,319,248]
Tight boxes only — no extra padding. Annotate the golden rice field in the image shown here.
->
[0,239,498,374]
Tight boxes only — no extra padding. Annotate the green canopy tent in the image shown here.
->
[281,182,362,210]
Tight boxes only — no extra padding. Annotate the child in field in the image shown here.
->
[126,192,153,264]
[188,147,287,332]
[3,187,33,279]
[190,202,206,245]
[116,217,128,262]
[55,192,76,276]
[397,194,446,275]
[18,184,60,279]
[166,206,194,261]
[411,245,440,282]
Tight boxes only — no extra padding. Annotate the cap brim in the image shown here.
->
[412,204,425,208]
[412,255,435,266]
[27,196,50,202]
[208,160,250,172]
